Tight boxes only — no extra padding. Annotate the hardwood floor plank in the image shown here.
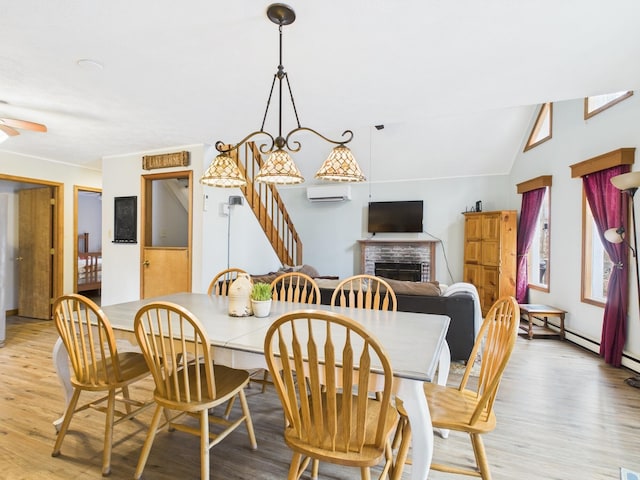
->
[0,315,639,479]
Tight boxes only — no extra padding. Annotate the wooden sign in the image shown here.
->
[142,151,190,170]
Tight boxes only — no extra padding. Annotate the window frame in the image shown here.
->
[527,186,551,293]
[516,175,553,294]
[570,148,635,308]
[584,91,633,120]
[580,193,611,307]
[523,102,553,152]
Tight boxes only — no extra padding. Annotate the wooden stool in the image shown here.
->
[519,304,566,340]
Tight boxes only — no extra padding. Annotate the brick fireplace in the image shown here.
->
[358,239,436,282]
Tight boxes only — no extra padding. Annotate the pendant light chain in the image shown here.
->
[200,3,365,187]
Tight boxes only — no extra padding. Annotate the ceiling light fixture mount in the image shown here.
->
[200,3,365,188]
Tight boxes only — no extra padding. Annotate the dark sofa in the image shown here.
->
[250,266,476,361]
[318,287,475,361]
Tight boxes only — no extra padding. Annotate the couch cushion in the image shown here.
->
[379,278,442,296]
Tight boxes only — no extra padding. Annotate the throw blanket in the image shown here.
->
[443,282,482,338]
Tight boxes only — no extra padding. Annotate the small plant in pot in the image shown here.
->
[251,282,272,317]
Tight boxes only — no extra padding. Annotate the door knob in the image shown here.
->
[143,260,150,266]
[16,256,23,261]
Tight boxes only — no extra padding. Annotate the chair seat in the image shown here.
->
[155,363,251,411]
[397,384,496,435]
[133,301,257,480]
[284,393,399,468]
[70,351,150,391]
[392,296,518,480]
[423,383,496,434]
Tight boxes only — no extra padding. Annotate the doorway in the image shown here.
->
[0,174,62,320]
[140,171,192,298]
[75,186,102,304]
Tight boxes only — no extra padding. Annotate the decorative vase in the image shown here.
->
[228,273,253,317]
[251,299,272,318]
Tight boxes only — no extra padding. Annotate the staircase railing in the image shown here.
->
[228,143,303,266]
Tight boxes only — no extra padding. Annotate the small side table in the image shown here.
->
[519,304,566,340]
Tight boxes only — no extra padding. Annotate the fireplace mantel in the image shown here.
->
[357,239,437,282]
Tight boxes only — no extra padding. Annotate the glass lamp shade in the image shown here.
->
[254,149,304,184]
[604,227,625,244]
[611,171,640,191]
[200,153,247,188]
[0,129,8,144]
[315,146,366,182]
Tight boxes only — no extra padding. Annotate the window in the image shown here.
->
[584,91,633,120]
[582,198,613,306]
[524,102,552,152]
[528,187,550,291]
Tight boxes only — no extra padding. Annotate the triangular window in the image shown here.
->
[524,103,552,152]
[584,91,633,119]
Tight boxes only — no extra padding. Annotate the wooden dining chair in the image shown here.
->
[207,267,247,296]
[391,296,520,480]
[251,272,323,393]
[133,301,257,480]
[270,271,321,305]
[330,274,397,311]
[207,267,252,416]
[264,310,399,480]
[51,293,152,477]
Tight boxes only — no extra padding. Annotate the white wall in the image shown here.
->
[78,193,102,251]
[151,180,188,247]
[200,147,281,283]
[0,151,102,309]
[100,144,280,306]
[509,94,640,371]
[101,145,200,305]
[278,174,513,283]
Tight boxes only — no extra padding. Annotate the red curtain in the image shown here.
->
[583,165,630,366]
[515,188,546,303]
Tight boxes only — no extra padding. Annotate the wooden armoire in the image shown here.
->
[462,210,517,314]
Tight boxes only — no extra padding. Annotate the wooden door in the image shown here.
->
[141,171,192,299]
[18,187,53,319]
[142,248,189,297]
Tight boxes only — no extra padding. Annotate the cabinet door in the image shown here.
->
[482,213,501,241]
[463,264,482,286]
[481,266,500,313]
[481,241,500,266]
[464,240,482,264]
[465,215,483,240]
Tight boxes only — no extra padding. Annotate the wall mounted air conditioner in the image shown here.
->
[306,184,352,202]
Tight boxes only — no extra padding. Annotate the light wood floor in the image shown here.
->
[1,315,639,479]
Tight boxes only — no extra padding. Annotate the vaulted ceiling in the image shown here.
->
[2,1,640,182]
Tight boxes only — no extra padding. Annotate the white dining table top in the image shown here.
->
[101,292,450,383]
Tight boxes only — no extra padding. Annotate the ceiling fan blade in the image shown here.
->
[0,124,20,136]
[0,118,47,132]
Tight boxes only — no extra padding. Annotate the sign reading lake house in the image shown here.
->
[142,151,190,170]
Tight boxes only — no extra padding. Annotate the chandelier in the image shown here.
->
[200,3,365,188]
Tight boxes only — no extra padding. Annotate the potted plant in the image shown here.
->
[250,282,272,317]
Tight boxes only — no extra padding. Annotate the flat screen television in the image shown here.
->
[367,200,423,233]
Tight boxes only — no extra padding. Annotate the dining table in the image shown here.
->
[52,292,451,480]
